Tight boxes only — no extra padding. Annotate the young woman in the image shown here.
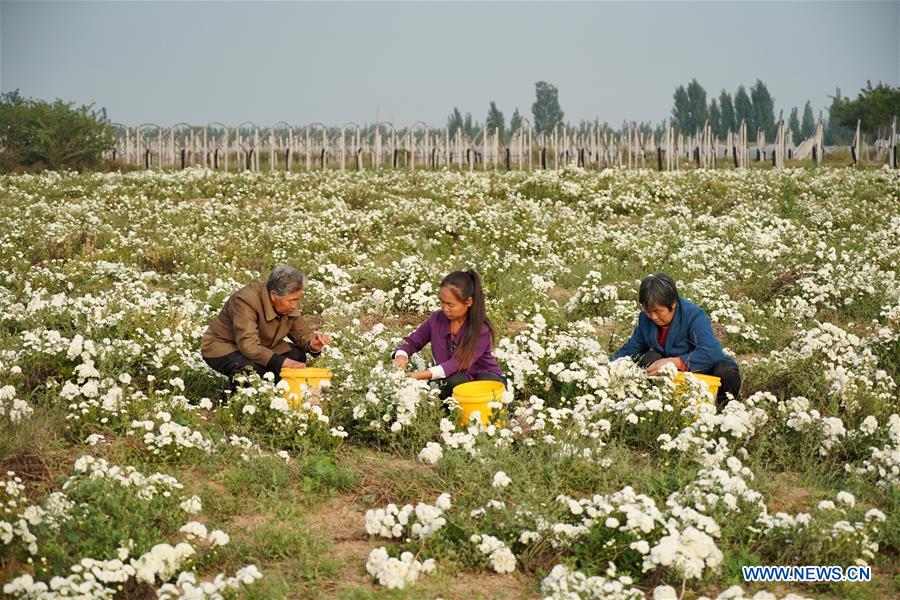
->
[392,270,506,399]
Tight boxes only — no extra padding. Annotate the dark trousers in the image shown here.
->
[441,371,507,400]
[639,350,740,406]
[203,344,307,382]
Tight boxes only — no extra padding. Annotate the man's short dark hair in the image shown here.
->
[639,273,678,309]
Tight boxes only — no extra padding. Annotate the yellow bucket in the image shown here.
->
[280,367,332,410]
[452,380,505,426]
[674,371,720,405]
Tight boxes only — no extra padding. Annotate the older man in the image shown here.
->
[201,265,330,380]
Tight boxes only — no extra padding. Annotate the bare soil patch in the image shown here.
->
[308,495,372,592]
[0,449,54,499]
[765,471,817,514]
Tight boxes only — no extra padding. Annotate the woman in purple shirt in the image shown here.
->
[392,270,506,399]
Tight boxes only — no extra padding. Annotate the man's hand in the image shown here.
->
[645,357,682,376]
[283,358,307,369]
[407,370,431,381]
[393,355,409,369]
[309,332,331,352]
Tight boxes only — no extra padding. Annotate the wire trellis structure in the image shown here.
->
[108,116,899,172]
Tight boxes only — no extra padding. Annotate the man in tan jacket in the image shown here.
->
[201,265,330,380]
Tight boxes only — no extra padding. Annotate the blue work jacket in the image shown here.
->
[611,297,737,373]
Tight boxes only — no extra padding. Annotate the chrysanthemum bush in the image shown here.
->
[565,270,620,317]
[0,166,898,598]
[325,321,444,449]
[213,370,346,454]
[0,459,261,598]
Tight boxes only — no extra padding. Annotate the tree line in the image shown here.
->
[1,81,897,171]
[670,78,899,145]
[449,80,897,147]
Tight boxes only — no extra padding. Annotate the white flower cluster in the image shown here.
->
[364,493,451,539]
[644,525,723,579]
[3,532,244,599]
[179,521,230,547]
[681,275,763,344]
[530,273,556,294]
[2,160,898,596]
[365,547,436,589]
[129,542,198,584]
[352,362,437,436]
[179,495,202,514]
[755,490,886,565]
[0,385,32,424]
[779,396,847,456]
[565,271,619,313]
[2,457,250,598]
[3,572,115,599]
[846,413,900,487]
[492,470,512,488]
[496,314,620,400]
[436,416,515,458]
[541,562,644,600]
[70,455,184,500]
[718,395,769,439]
[156,565,263,600]
[417,441,443,465]
[382,256,442,315]
[470,533,516,573]
[766,322,896,412]
[0,473,42,555]
[58,360,150,435]
[668,456,763,516]
[540,486,666,550]
[129,411,215,457]
[227,371,342,446]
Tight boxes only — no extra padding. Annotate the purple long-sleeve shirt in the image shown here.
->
[395,311,504,379]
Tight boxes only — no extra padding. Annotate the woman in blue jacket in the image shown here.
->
[612,273,740,406]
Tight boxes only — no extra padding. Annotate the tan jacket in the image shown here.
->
[201,282,315,367]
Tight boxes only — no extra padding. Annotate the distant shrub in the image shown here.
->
[0,89,116,172]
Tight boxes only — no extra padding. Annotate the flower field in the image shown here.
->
[0,165,898,599]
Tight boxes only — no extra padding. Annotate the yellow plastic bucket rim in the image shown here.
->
[452,380,505,395]
[674,372,720,385]
[280,367,333,378]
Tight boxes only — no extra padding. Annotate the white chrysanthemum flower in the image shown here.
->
[179,521,207,541]
[179,495,202,515]
[208,529,230,547]
[418,442,443,465]
[492,471,512,488]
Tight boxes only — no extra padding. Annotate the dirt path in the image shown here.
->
[305,451,541,599]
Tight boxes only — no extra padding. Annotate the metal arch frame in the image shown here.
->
[235,120,260,141]
[406,120,434,141]
[341,121,364,149]
[206,122,231,150]
[169,122,196,151]
[303,122,329,135]
[136,123,164,148]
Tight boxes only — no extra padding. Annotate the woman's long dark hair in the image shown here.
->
[441,270,494,369]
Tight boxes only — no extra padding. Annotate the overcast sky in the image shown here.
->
[2,1,898,128]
